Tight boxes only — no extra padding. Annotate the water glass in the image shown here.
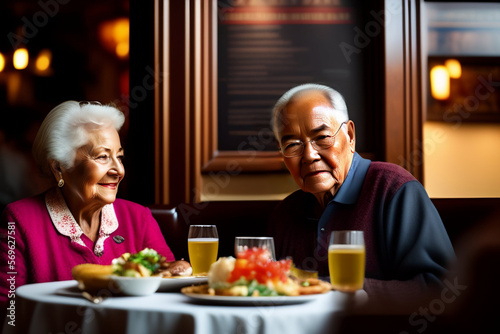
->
[235,236,275,260]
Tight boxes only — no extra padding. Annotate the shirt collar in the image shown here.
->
[331,152,371,205]
[45,187,119,256]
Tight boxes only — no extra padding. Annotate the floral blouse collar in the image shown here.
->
[45,187,119,256]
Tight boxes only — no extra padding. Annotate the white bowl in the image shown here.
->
[111,276,162,296]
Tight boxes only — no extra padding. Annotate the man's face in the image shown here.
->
[278,91,356,201]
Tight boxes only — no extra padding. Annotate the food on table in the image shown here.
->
[158,259,193,277]
[71,263,115,292]
[203,247,331,297]
[295,278,332,295]
[112,248,193,278]
[72,248,194,292]
[289,263,318,279]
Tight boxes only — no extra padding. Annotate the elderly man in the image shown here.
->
[269,83,455,295]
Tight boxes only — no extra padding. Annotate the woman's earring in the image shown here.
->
[58,173,64,188]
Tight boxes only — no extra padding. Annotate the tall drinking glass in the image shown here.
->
[234,236,275,260]
[328,230,365,293]
[188,225,219,275]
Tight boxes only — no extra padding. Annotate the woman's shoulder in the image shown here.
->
[3,192,46,213]
[1,192,48,227]
[112,198,151,216]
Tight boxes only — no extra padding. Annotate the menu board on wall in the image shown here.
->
[217,0,368,152]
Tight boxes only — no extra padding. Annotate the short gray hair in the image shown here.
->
[33,101,125,176]
[271,83,349,141]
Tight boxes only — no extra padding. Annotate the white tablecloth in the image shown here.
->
[3,280,367,334]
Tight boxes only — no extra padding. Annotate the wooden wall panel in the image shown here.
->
[384,0,424,181]
[140,0,426,205]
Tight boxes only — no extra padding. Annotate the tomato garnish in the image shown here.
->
[228,247,291,284]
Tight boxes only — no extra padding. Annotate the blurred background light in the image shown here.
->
[35,49,52,73]
[445,59,462,79]
[0,52,5,72]
[13,48,29,70]
[430,65,450,100]
[116,41,129,58]
[99,17,130,59]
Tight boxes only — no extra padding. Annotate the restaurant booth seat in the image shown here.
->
[148,198,500,261]
[148,201,279,261]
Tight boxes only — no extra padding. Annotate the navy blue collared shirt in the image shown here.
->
[317,152,371,240]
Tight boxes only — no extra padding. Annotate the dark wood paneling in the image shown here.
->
[136,0,428,204]
[125,0,156,205]
[384,0,424,182]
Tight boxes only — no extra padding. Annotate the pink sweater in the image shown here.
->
[0,188,174,307]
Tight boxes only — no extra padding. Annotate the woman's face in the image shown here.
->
[278,91,355,202]
[61,126,125,208]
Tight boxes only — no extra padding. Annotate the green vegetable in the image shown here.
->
[113,248,163,276]
[127,248,162,274]
[247,280,279,297]
[123,269,140,277]
[228,278,282,296]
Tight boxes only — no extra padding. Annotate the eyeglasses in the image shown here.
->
[79,101,102,107]
[279,122,346,158]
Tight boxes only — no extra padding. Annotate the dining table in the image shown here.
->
[3,279,369,334]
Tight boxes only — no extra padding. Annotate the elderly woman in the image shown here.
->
[268,83,455,297]
[0,101,174,305]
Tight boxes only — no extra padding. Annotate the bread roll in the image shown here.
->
[71,263,116,293]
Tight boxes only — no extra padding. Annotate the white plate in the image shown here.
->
[181,291,329,305]
[158,276,208,292]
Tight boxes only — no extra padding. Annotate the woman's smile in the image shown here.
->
[98,182,119,190]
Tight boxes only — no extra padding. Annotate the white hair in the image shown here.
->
[271,83,349,141]
[33,101,125,176]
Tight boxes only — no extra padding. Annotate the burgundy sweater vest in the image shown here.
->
[317,162,417,278]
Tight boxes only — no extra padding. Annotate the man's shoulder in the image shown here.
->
[368,161,416,183]
[363,161,418,196]
[273,190,316,219]
[280,189,313,206]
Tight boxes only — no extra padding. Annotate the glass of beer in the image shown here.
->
[188,225,219,275]
[328,230,365,293]
[234,236,275,260]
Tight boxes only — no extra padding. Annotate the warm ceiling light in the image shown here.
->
[0,53,5,72]
[445,59,461,79]
[115,41,129,58]
[113,18,129,44]
[35,49,52,72]
[430,65,450,100]
[13,48,29,70]
[99,17,129,58]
